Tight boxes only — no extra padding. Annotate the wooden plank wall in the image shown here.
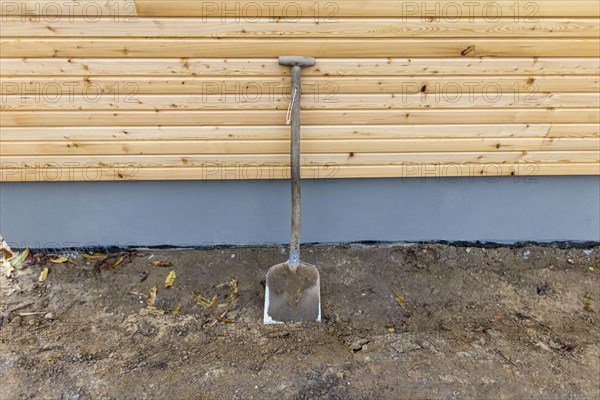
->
[1,0,599,181]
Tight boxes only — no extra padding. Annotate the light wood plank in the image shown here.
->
[2,163,597,182]
[2,110,597,127]
[2,1,597,17]
[4,17,599,38]
[3,76,598,94]
[3,93,598,111]
[4,152,598,168]
[2,125,597,141]
[0,0,138,16]
[2,39,598,57]
[3,138,597,156]
[133,1,600,18]
[3,58,597,76]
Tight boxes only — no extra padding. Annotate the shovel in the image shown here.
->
[264,56,321,324]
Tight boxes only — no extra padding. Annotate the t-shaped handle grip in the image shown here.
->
[278,56,315,68]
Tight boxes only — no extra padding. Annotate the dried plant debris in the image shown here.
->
[152,260,173,267]
[393,290,405,307]
[93,252,132,274]
[164,270,177,288]
[38,267,49,283]
[218,279,238,305]
[583,293,594,312]
[194,279,239,324]
[194,293,218,308]
[2,247,30,277]
[30,252,48,266]
[144,306,165,316]
[49,255,72,264]
[0,235,14,259]
[82,252,107,260]
[147,284,158,306]
[215,311,234,324]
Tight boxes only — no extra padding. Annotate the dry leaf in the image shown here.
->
[12,248,30,268]
[393,290,405,306]
[38,267,49,283]
[147,285,158,306]
[194,293,217,308]
[0,236,14,260]
[50,256,70,264]
[83,252,107,259]
[171,305,181,315]
[583,293,594,312]
[93,253,131,274]
[227,279,238,304]
[0,248,13,258]
[145,306,165,315]
[112,254,128,267]
[215,310,234,324]
[152,260,172,267]
[4,248,30,277]
[164,270,176,288]
[2,262,14,277]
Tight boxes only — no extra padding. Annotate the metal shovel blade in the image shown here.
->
[264,261,321,324]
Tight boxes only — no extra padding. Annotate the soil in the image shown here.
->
[1,243,599,400]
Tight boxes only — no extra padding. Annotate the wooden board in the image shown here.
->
[5,151,599,167]
[2,109,598,127]
[2,38,599,57]
[2,164,598,182]
[133,1,600,18]
[3,76,599,94]
[4,17,599,38]
[3,58,598,76]
[1,124,597,141]
[3,138,597,156]
[3,93,599,111]
[2,1,598,17]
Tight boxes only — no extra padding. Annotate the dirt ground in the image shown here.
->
[1,243,599,400]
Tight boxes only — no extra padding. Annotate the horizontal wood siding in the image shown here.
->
[1,0,598,181]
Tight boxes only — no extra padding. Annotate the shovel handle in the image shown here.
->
[289,64,302,264]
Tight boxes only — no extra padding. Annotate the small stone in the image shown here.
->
[349,338,369,352]
[535,341,551,351]
[44,313,54,320]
